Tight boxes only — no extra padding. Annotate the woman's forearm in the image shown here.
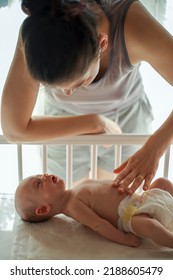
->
[2,114,103,143]
[145,110,173,157]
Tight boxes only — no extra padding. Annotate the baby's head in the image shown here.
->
[15,174,65,223]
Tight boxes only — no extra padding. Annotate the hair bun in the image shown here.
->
[21,0,86,19]
[54,0,86,20]
[21,0,51,16]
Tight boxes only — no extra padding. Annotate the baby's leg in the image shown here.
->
[149,178,173,196]
[131,214,173,248]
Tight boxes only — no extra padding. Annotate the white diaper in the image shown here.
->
[118,188,173,235]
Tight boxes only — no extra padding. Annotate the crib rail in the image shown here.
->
[0,134,171,187]
[0,134,150,145]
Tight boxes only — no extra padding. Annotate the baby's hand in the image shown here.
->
[124,233,141,247]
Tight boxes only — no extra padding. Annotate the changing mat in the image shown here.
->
[11,214,173,260]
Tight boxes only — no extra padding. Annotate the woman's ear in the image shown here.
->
[35,205,51,216]
[98,32,108,53]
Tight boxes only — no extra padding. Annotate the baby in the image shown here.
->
[15,175,173,248]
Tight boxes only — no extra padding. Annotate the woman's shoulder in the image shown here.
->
[124,0,165,64]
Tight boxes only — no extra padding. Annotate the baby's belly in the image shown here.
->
[94,192,127,227]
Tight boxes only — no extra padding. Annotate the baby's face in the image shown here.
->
[18,174,65,205]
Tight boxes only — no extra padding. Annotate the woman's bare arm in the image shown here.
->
[113,2,173,193]
[125,1,173,85]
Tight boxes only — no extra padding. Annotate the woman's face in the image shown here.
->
[56,56,101,96]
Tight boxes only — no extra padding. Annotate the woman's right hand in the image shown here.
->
[93,115,122,135]
[88,115,121,148]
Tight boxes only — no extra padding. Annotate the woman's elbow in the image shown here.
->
[1,126,27,143]
[2,131,21,143]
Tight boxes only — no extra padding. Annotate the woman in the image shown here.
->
[1,0,173,191]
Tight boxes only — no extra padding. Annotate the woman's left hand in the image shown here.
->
[113,112,173,195]
[112,142,160,194]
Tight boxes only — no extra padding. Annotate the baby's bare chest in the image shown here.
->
[82,183,125,226]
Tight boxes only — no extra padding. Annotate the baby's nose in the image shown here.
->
[42,174,49,181]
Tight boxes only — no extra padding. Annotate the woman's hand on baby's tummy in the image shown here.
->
[125,233,141,247]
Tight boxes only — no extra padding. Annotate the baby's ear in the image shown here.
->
[35,205,51,216]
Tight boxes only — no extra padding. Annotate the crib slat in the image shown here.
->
[17,145,23,182]
[90,145,98,179]
[163,146,170,178]
[42,145,48,173]
[66,145,73,188]
[115,144,122,167]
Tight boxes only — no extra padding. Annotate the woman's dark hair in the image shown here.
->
[21,0,101,84]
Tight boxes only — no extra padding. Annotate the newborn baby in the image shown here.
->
[15,175,173,248]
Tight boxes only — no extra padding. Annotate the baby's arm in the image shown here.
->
[149,178,173,196]
[69,199,141,247]
[131,214,173,248]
